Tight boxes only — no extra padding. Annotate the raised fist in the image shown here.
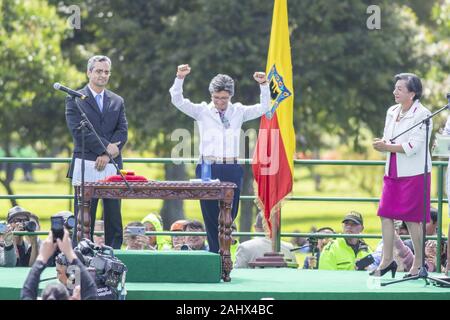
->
[177,64,191,79]
[253,72,267,85]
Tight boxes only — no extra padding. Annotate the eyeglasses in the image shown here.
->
[93,69,111,76]
[212,95,230,101]
[11,218,29,224]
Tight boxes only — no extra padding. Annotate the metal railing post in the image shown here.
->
[437,164,444,273]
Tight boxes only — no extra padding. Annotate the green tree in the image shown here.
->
[290,0,429,152]
[0,0,84,205]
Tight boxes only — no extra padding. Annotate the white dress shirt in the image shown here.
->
[88,85,104,111]
[382,100,432,177]
[169,77,271,158]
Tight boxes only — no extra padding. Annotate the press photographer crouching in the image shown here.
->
[57,238,127,300]
[21,229,97,300]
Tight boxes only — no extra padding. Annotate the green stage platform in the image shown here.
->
[1,267,449,300]
[114,250,221,283]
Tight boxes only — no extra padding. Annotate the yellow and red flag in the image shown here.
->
[252,0,295,234]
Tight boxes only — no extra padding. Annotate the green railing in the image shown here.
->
[0,157,448,272]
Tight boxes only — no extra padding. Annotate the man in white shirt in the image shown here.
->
[169,64,270,253]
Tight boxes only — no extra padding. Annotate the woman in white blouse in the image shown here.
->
[372,73,431,278]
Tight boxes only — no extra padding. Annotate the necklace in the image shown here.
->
[398,108,409,119]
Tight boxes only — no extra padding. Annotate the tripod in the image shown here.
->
[381,96,450,287]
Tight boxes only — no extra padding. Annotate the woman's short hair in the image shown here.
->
[209,74,234,97]
[394,73,422,101]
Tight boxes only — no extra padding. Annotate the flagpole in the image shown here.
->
[271,207,281,253]
[248,0,297,269]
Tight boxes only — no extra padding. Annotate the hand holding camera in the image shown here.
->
[126,226,145,236]
[37,232,57,264]
[56,229,76,263]
[51,216,65,243]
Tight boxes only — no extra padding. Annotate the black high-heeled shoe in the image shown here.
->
[369,261,398,278]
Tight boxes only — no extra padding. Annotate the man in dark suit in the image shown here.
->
[65,55,128,249]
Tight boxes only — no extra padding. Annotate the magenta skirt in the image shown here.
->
[377,153,430,223]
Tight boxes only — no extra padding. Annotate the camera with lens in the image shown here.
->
[53,211,76,230]
[307,236,319,254]
[23,220,37,232]
[75,239,127,289]
[180,244,192,251]
[90,254,127,287]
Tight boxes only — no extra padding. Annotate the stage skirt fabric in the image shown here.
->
[378,153,430,223]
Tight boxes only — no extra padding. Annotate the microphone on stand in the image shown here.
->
[53,83,86,100]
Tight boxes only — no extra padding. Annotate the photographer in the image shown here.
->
[56,249,118,300]
[7,206,39,266]
[45,211,76,268]
[319,212,373,271]
[0,223,16,267]
[170,220,188,250]
[21,229,97,300]
[184,220,209,251]
[303,227,335,270]
[123,222,150,250]
[71,238,125,299]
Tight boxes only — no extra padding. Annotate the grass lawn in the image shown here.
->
[1,160,449,252]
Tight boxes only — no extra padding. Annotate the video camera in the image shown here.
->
[75,239,127,288]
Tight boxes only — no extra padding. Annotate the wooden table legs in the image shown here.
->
[75,186,92,242]
[219,199,233,282]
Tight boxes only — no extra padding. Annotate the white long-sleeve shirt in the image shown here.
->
[169,77,271,158]
[381,100,432,177]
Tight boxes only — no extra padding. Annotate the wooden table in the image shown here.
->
[76,181,237,282]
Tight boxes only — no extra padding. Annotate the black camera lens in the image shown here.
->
[65,216,76,229]
[180,244,190,250]
[24,221,37,232]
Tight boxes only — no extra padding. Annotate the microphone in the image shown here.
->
[53,83,86,100]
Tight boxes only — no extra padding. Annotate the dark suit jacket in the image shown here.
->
[65,85,128,178]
